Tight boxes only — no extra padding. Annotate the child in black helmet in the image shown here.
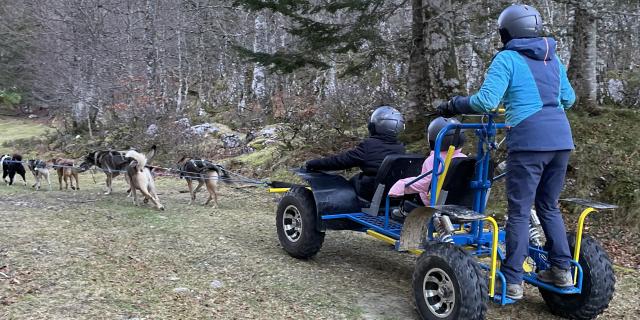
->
[388,117,466,204]
[305,106,406,199]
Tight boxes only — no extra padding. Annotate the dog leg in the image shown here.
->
[193,179,204,193]
[194,180,204,201]
[142,187,163,210]
[105,174,112,195]
[45,171,52,191]
[204,178,219,208]
[73,173,79,190]
[186,179,195,205]
[131,186,138,206]
[58,170,63,190]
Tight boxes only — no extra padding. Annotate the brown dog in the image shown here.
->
[51,158,81,190]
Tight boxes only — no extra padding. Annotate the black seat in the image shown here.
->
[439,158,494,208]
[361,154,425,216]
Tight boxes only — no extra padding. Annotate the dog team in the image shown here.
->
[1,145,229,210]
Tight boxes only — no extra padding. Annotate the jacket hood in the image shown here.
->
[504,37,556,61]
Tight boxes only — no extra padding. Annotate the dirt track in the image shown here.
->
[1,176,638,319]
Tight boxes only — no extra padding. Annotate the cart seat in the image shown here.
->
[438,157,494,208]
[361,154,424,216]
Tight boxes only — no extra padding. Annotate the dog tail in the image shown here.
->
[125,150,147,172]
[146,145,157,163]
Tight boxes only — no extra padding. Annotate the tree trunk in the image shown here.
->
[407,0,427,117]
[423,0,464,104]
[251,12,268,113]
[568,6,598,112]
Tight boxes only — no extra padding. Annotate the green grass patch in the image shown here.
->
[567,109,640,228]
[0,116,51,154]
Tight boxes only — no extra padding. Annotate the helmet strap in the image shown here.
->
[367,122,376,135]
[499,28,512,44]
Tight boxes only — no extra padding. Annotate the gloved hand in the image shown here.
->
[436,98,458,118]
[301,162,315,172]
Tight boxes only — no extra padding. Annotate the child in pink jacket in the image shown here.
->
[388,117,467,204]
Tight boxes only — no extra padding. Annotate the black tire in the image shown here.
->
[539,234,615,320]
[275,187,325,259]
[413,242,487,320]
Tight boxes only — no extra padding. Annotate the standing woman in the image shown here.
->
[436,4,576,300]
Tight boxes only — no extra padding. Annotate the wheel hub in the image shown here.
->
[423,268,456,318]
[282,205,303,242]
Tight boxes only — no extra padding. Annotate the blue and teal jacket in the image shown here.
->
[455,37,576,152]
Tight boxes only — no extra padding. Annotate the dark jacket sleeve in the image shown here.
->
[305,142,366,171]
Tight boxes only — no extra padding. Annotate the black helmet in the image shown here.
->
[368,105,405,137]
[498,4,543,44]
[427,117,465,152]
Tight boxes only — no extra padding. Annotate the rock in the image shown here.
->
[257,124,285,140]
[190,123,221,136]
[173,287,189,294]
[607,78,625,103]
[210,280,224,289]
[174,118,191,129]
[146,124,158,136]
[221,133,243,148]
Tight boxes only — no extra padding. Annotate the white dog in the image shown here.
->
[124,146,164,210]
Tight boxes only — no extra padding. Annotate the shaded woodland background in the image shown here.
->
[0,1,639,226]
[1,1,638,132]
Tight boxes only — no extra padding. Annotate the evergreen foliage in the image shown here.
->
[233,0,401,75]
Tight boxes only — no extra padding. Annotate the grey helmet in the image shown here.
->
[427,117,465,152]
[368,106,405,137]
[498,4,543,44]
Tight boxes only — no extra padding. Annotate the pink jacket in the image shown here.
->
[388,149,467,205]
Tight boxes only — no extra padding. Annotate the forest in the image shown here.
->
[1,1,638,129]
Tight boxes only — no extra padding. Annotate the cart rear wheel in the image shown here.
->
[539,234,615,319]
[275,187,324,259]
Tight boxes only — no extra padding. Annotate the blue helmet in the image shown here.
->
[498,4,543,44]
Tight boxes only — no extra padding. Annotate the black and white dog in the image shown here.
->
[27,159,52,191]
[1,154,27,186]
[79,150,130,194]
[176,156,231,207]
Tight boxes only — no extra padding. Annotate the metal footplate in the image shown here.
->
[560,198,618,210]
[429,205,486,222]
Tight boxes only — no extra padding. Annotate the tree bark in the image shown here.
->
[423,0,464,104]
[407,0,427,117]
[568,6,598,112]
[251,12,268,112]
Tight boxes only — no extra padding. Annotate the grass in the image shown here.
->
[1,175,639,319]
[1,111,640,318]
[0,116,51,155]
